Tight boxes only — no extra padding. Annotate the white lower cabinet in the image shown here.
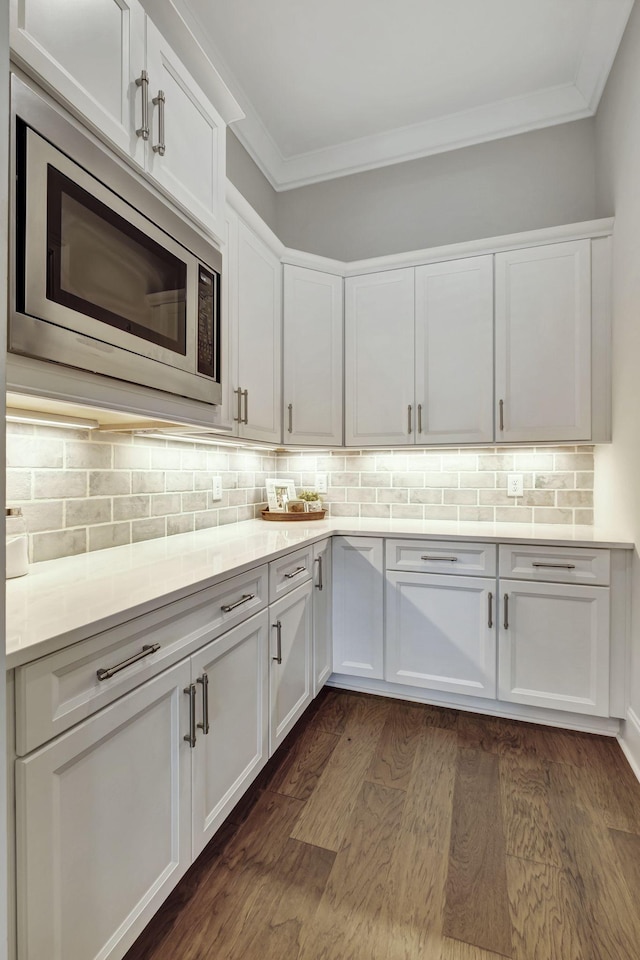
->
[498,579,610,717]
[332,536,384,679]
[190,612,269,859]
[386,571,497,699]
[269,580,313,753]
[15,659,193,960]
[312,539,332,695]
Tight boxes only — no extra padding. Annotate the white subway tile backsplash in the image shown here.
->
[89,471,131,496]
[34,471,87,499]
[65,441,112,469]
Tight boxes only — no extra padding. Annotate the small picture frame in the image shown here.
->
[265,478,297,513]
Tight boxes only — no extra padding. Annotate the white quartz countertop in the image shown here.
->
[5,517,634,669]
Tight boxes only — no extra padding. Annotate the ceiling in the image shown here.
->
[174,0,634,191]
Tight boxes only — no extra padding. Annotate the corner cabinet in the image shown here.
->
[332,536,384,679]
[283,265,343,446]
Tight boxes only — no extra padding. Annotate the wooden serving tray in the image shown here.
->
[261,509,326,522]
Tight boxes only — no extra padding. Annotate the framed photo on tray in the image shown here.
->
[265,478,297,512]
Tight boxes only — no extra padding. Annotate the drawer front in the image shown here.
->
[386,539,497,577]
[499,544,610,586]
[269,546,313,602]
[15,565,268,755]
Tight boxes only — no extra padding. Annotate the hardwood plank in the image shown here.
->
[506,856,590,960]
[382,727,458,960]
[312,688,360,734]
[366,701,425,791]
[499,753,563,867]
[419,702,460,730]
[586,737,640,832]
[267,726,340,801]
[457,713,504,753]
[547,761,640,959]
[610,828,640,911]
[444,747,512,958]
[439,939,509,960]
[298,780,406,960]
[291,695,390,851]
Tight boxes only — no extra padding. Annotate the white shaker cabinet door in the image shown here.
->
[283,265,343,446]
[145,18,226,241]
[345,269,415,446]
[386,572,497,699]
[190,611,269,859]
[415,256,494,444]
[11,0,146,166]
[498,580,610,716]
[495,240,592,443]
[332,536,384,679]
[15,659,192,960]
[269,581,313,754]
[312,538,333,695]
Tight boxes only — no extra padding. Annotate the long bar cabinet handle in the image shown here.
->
[96,643,160,681]
[152,90,166,155]
[184,683,197,747]
[221,593,255,613]
[499,399,504,432]
[285,565,306,579]
[531,562,576,570]
[242,389,249,424]
[503,593,509,630]
[288,403,293,433]
[135,70,149,140]
[315,555,323,591]
[197,673,210,735]
[272,621,282,664]
[488,592,493,629]
[421,555,458,562]
[234,387,242,423]
[417,403,423,434]
[407,404,413,435]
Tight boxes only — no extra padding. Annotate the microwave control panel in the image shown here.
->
[197,265,218,379]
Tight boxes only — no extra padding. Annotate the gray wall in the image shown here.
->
[593,1,640,741]
[276,120,598,260]
[226,129,278,233]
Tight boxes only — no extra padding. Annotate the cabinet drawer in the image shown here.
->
[386,539,497,577]
[499,544,610,586]
[269,546,313,602]
[15,565,268,755]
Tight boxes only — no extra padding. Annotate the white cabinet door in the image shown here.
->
[415,256,494,444]
[332,537,384,679]
[386,572,497,698]
[236,221,282,444]
[15,659,192,960]
[10,0,146,166]
[269,580,313,753]
[498,580,610,716]
[145,18,226,241]
[495,240,592,443]
[345,269,415,446]
[312,539,333,695]
[191,611,269,859]
[283,265,343,446]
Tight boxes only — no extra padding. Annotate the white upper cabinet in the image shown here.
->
[345,269,415,446]
[283,265,343,446]
[415,256,494,445]
[11,0,227,240]
[145,18,226,240]
[495,240,592,443]
[10,0,146,166]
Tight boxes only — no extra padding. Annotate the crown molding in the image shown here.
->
[575,0,634,112]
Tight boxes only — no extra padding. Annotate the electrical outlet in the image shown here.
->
[211,476,223,501]
[507,474,524,497]
[316,473,328,494]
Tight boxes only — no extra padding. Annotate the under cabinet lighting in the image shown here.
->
[137,432,281,452]
[6,408,100,430]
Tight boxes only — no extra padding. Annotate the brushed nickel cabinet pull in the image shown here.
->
[531,562,576,570]
[135,70,149,140]
[421,555,458,562]
[184,683,197,748]
[315,555,323,591]
[272,621,282,664]
[285,565,306,579]
[499,398,504,432]
[488,592,493,629]
[197,673,210,735]
[96,643,160,681]
[152,90,166,155]
[408,404,413,435]
[288,403,293,433]
[242,389,249,424]
[418,403,423,434]
[503,593,509,630]
[234,387,242,423]
[221,593,255,613]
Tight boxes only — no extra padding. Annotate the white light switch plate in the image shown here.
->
[316,474,328,494]
[507,474,524,497]
[212,476,223,501]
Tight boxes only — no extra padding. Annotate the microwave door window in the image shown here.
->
[46,165,187,355]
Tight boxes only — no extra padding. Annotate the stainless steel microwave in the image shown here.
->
[10,76,222,405]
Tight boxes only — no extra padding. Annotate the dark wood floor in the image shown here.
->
[124,689,640,960]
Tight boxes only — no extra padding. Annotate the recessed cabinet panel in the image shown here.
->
[270,581,313,753]
[283,265,343,446]
[312,539,333,695]
[332,537,384,679]
[345,269,415,446]
[386,572,497,698]
[415,256,494,444]
[495,240,592,442]
[498,580,610,716]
